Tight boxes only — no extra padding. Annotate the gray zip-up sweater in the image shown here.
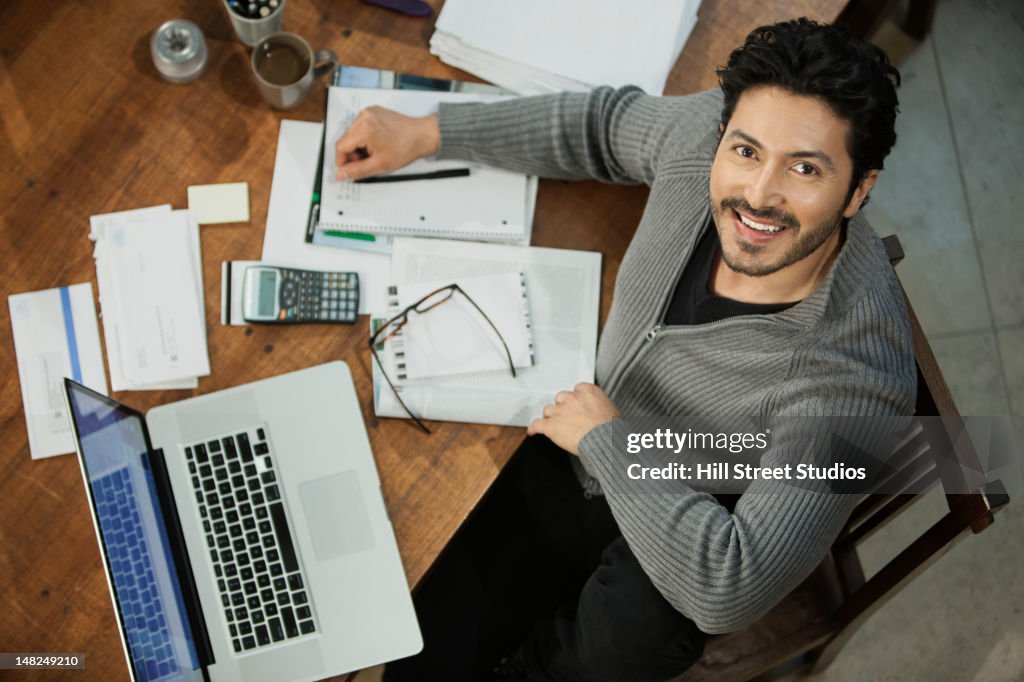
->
[438,86,916,635]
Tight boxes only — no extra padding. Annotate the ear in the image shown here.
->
[844,169,879,218]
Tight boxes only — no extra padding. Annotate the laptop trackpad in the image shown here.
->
[299,471,376,561]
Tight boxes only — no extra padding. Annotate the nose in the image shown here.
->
[744,164,784,211]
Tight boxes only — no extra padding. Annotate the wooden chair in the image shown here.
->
[674,235,1011,681]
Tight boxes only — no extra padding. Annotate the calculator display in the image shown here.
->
[258,270,278,317]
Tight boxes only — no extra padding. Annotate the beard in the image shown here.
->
[710,196,845,278]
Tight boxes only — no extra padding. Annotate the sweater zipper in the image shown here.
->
[608,313,800,397]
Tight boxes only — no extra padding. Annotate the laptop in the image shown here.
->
[63,361,422,682]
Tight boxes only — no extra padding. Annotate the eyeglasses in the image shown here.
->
[368,283,517,433]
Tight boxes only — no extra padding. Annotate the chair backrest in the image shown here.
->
[814,235,1010,666]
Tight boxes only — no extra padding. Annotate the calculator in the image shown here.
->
[241,266,359,323]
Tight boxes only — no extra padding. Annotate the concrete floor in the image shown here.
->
[360,1,1024,679]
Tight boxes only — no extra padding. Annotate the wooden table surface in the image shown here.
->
[0,0,842,678]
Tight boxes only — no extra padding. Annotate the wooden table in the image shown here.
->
[0,1,842,678]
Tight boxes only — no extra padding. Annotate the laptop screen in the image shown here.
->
[66,382,203,682]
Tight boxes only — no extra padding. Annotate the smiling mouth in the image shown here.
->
[735,210,786,233]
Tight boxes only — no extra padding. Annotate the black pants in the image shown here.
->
[384,436,708,682]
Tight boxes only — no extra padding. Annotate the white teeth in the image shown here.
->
[739,213,784,233]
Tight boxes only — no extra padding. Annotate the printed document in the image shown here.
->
[373,238,601,427]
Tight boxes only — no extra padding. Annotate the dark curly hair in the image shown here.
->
[717,18,901,200]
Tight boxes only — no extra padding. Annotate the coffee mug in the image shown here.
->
[223,0,285,47]
[250,33,337,110]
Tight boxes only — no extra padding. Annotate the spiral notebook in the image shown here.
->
[319,87,532,242]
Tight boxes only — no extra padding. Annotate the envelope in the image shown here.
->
[8,283,108,459]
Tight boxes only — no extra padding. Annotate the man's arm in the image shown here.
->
[574,358,914,635]
[531,286,917,634]
[335,87,723,184]
[435,87,720,184]
[580,429,858,635]
[578,413,905,634]
[528,382,888,634]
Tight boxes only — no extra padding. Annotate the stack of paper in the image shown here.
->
[319,87,536,243]
[372,238,601,428]
[430,0,702,96]
[90,205,211,391]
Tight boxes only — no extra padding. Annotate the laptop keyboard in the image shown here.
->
[95,467,179,678]
[185,426,318,653]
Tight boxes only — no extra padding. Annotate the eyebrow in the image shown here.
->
[728,129,837,173]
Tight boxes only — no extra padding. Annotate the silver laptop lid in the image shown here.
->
[64,379,209,682]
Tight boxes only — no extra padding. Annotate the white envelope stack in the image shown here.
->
[90,205,211,391]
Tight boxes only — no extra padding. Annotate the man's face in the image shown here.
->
[709,86,874,278]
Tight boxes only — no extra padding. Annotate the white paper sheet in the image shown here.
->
[108,213,208,383]
[261,119,390,314]
[9,283,108,459]
[373,238,601,427]
[394,272,534,380]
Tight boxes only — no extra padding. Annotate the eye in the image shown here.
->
[734,145,756,160]
[793,162,819,176]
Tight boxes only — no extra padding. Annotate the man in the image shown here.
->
[337,18,915,682]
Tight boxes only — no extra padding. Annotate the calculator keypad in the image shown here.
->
[277,270,358,323]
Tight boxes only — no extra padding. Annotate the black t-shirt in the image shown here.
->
[664,222,798,325]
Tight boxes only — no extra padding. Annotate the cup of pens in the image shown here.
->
[223,0,285,47]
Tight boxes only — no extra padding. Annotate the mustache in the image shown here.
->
[719,197,799,229]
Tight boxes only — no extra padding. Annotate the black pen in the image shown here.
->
[354,168,471,184]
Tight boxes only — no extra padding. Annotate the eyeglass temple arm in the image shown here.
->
[368,331,432,434]
[454,285,517,378]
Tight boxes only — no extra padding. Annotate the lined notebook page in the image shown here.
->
[320,87,530,241]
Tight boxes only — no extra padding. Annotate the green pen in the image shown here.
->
[322,230,377,242]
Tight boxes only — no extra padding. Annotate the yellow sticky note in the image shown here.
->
[187,182,250,224]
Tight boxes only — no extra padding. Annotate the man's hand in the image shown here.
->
[335,107,440,181]
[527,383,621,456]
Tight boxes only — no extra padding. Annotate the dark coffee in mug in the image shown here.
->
[255,39,309,85]
[251,32,336,109]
